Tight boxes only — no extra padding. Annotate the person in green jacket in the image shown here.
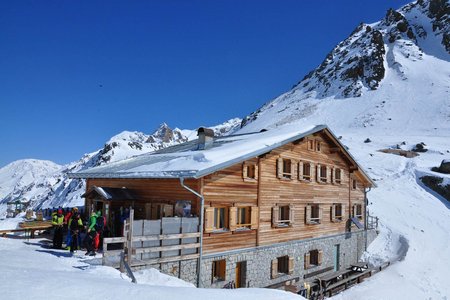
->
[85,210,101,256]
[52,208,64,249]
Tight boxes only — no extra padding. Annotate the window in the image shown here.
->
[212,259,226,283]
[283,159,292,179]
[229,206,259,231]
[299,161,313,182]
[353,204,363,219]
[272,205,294,227]
[306,204,322,224]
[277,256,289,274]
[214,207,228,230]
[237,207,251,228]
[320,165,327,183]
[271,255,294,278]
[316,164,328,183]
[334,168,342,184]
[243,163,258,181]
[277,158,294,180]
[316,141,321,152]
[150,203,174,219]
[352,178,357,190]
[331,204,344,222]
[304,250,323,269]
[308,139,315,151]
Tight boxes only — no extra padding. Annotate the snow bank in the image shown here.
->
[0,238,304,300]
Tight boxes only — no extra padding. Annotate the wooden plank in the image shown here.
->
[132,253,200,266]
[104,237,127,244]
[133,232,200,242]
[133,242,200,254]
[103,249,123,257]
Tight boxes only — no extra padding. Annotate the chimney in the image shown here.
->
[197,127,215,150]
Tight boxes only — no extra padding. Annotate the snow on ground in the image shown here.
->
[0,238,303,300]
[329,132,450,299]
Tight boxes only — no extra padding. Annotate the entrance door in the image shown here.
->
[333,244,340,271]
[235,261,247,288]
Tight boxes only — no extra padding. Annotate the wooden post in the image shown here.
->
[127,207,134,265]
[102,238,107,266]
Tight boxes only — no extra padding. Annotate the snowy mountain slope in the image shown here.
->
[0,119,241,215]
[0,159,62,201]
[234,0,450,298]
[241,0,450,132]
[331,133,450,299]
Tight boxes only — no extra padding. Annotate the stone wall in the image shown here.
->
[200,229,377,288]
[144,229,377,288]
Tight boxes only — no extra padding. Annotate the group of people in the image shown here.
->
[51,207,106,256]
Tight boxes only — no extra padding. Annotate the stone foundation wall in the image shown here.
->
[144,229,377,288]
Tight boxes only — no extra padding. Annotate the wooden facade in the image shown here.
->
[84,129,372,256]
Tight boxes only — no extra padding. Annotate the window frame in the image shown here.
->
[277,255,289,275]
[272,204,294,228]
[282,159,292,179]
[236,206,251,229]
[299,161,313,182]
[320,165,328,183]
[352,178,357,190]
[213,207,229,231]
[334,168,342,184]
[306,204,322,225]
[331,203,343,222]
[353,204,363,220]
[211,259,226,283]
[243,162,258,182]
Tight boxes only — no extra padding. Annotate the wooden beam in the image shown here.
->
[131,232,200,242]
[133,242,200,254]
[131,253,200,266]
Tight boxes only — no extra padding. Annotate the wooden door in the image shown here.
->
[235,261,247,288]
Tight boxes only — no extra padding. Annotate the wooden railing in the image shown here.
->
[367,215,379,230]
[102,208,200,268]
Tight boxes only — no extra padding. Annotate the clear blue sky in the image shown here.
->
[0,0,411,168]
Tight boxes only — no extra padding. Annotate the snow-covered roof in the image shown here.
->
[69,124,374,186]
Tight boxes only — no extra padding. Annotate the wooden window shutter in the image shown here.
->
[163,204,173,217]
[288,257,295,275]
[271,259,278,279]
[352,204,356,217]
[304,253,310,270]
[289,204,295,225]
[326,166,331,183]
[277,158,283,179]
[254,164,259,180]
[331,205,336,222]
[219,260,226,280]
[305,205,311,224]
[151,203,158,220]
[331,167,336,184]
[341,204,346,219]
[229,207,237,231]
[250,206,259,229]
[242,163,248,179]
[298,161,304,180]
[291,160,297,179]
[318,250,323,265]
[316,164,321,182]
[204,207,215,233]
[310,162,315,182]
[145,203,152,219]
[272,206,279,227]
[318,206,323,223]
